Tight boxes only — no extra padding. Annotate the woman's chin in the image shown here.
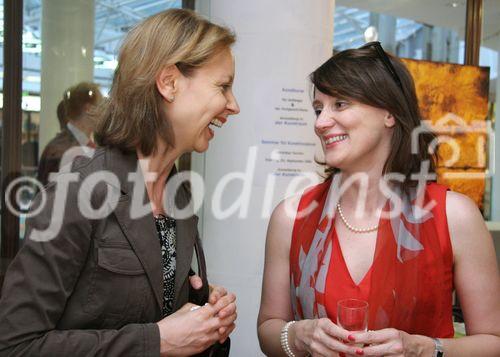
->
[193,142,210,153]
[324,156,345,170]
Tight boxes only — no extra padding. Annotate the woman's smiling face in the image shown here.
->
[161,48,240,154]
[313,89,395,173]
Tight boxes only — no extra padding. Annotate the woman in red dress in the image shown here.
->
[258,42,500,356]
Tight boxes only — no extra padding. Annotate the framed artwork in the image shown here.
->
[402,58,490,209]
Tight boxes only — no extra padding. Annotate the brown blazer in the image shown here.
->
[0,148,199,356]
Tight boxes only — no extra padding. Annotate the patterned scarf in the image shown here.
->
[290,175,448,335]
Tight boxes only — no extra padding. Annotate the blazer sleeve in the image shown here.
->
[0,175,161,357]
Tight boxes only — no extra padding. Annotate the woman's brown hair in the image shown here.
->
[310,47,436,191]
[94,9,236,155]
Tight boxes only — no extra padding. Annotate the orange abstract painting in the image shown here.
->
[402,58,490,208]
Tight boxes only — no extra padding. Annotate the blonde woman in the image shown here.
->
[0,9,239,356]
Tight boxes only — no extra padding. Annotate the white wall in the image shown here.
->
[193,1,335,355]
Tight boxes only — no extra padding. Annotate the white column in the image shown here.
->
[431,27,447,62]
[193,1,334,355]
[449,31,460,63]
[370,13,397,53]
[39,0,95,152]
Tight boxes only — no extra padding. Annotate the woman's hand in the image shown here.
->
[291,318,365,357]
[189,276,237,342]
[157,292,237,356]
[207,284,237,342]
[351,329,435,356]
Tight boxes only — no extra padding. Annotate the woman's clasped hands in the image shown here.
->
[156,285,237,357]
[291,320,435,357]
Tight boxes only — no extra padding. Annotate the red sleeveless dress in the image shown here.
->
[289,180,454,338]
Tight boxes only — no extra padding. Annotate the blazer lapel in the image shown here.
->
[173,214,198,310]
[105,149,200,314]
[114,196,163,314]
[106,149,163,314]
[168,168,199,310]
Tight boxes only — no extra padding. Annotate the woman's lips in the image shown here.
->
[210,116,227,128]
[324,134,348,148]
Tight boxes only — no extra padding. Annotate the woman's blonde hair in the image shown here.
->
[94,8,236,155]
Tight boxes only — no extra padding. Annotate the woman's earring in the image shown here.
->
[167,95,175,103]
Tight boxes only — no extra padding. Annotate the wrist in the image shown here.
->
[280,321,297,356]
[431,338,445,357]
[414,335,437,357]
[159,337,168,355]
[157,322,170,355]
[288,320,309,356]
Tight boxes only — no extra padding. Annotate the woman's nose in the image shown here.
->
[315,112,335,132]
[227,92,240,115]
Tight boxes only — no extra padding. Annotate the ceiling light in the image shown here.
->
[24,75,40,83]
[364,26,379,42]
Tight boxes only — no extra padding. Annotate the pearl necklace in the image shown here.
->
[336,202,379,233]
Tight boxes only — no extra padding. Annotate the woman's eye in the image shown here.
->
[220,84,231,92]
[335,101,348,109]
[313,108,322,116]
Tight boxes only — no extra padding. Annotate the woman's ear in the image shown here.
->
[384,113,396,128]
[156,65,180,103]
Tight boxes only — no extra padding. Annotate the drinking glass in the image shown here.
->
[337,298,368,337]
